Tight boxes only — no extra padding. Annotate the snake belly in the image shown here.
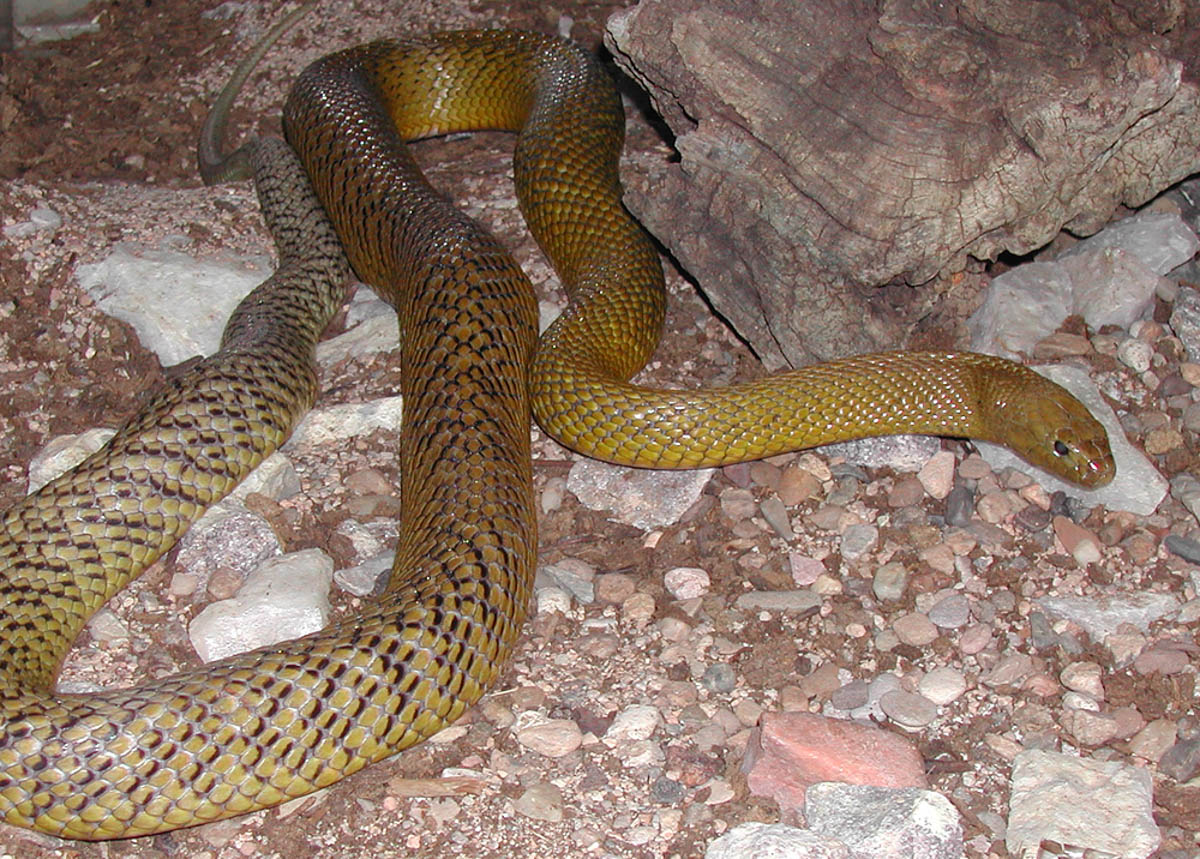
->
[0,27,1114,841]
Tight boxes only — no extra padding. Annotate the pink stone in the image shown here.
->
[742,712,927,821]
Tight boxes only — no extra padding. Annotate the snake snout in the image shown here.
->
[990,380,1115,488]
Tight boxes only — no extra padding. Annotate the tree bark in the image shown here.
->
[606,0,1200,369]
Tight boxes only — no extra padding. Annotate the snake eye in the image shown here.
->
[1053,440,1070,457]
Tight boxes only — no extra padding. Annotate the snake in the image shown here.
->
[0,7,1114,841]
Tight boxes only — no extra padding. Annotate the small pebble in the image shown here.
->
[917,450,956,500]
[958,624,992,655]
[830,679,870,711]
[594,572,637,604]
[840,523,878,561]
[892,612,938,646]
[1060,661,1105,699]
[872,562,909,601]
[918,667,967,705]
[1160,737,1200,782]
[759,496,794,538]
[515,719,583,757]
[1116,338,1154,373]
[944,485,975,526]
[701,663,738,693]
[878,689,938,728]
[664,566,711,600]
[512,782,564,822]
[927,592,970,629]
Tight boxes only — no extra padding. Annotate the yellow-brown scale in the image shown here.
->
[0,27,1113,841]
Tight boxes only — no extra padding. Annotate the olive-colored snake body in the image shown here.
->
[0,24,1113,840]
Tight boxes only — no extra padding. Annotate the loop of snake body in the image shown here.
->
[0,18,1113,841]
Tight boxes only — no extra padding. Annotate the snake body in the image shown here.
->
[0,23,1113,840]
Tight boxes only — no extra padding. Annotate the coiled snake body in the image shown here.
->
[0,20,1112,840]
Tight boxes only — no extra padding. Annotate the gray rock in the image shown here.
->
[705,823,849,859]
[1057,247,1167,330]
[1060,211,1200,276]
[189,548,335,663]
[840,524,878,562]
[334,552,394,596]
[1172,286,1200,363]
[25,427,116,493]
[970,212,1196,359]
[927,592,970,629]
[538,560,596,605]
[76,246,268,365]
[285,396,405,449]
[567,459,715,530]
[734,590,822,614]
[705,820,849,858]
[820,435,941,474]
[879,690,939,728]
[175,507,281,592]
[1165,534,1200,564]
[1035,591,1180,642]
[1169,473,1200,525]
[806,784,963,859]
[872,562,909,602]
[1007,749,1159,858]
[511,781,564,823]
[968,262,1074,359]
[975,364,1166,515]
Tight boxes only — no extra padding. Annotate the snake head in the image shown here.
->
[983,371,1115,489]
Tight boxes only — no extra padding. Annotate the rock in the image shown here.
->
[872,562,909,602]
[917,451,956,500]
[891,612,938,647]
[1035,592,1181,642]
[334,552,393,597]
[76,246,267,364]
[567,459,714,530]
[285,396,405,448]
[878,690,939,729]
[705,823,849,859]
[1159,736,1200,782]
[975,364,1167,516]
[511,781,564,822]
[1172,286,1200,363]
[515,719,584,758]
[175,507,281,592]
[603,704,663,745]
[839,524,878,562]
[1007,749,1160,858]
[664,566,711,600]
[742,712,926,818]
[25,427,116,493]
[734,590,822,615]
[188,548,334,662]
[806,784,963,859]
[314,292,399,365]
[970,212,1197,359]
[927,592,970,629]
[820,435,941,475]
[1059,661,1105,699]
[918,668,968,706]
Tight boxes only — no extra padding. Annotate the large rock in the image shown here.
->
[607,0,1200,368]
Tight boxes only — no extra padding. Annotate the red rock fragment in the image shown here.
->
[742,712,927,822]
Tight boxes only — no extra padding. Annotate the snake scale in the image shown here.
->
[0,9,1114,841]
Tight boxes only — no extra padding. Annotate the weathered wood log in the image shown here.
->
[606,0,1200,369]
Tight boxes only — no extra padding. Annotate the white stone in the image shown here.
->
[1007,750,1159,858]
[567,459,715,530]
[189,548,334,662]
